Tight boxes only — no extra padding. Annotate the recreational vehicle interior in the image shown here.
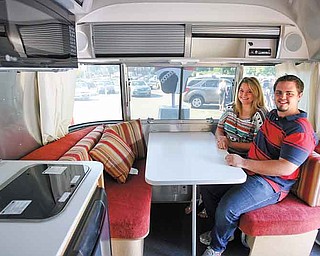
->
[0,0,320,255]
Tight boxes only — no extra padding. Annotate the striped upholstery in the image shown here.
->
[89,129,135,183]
[291,151,320,206]
[108,120,146,159]
[59,125,104,161]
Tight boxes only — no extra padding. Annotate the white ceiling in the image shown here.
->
[73,0,320,60]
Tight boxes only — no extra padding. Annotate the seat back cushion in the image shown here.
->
[108,119,146,159]
[291,151,320,206]
[59,125,104,161]
[21,126,96,160]
[89,129,135,183]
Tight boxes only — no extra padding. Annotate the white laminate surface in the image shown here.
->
[0,160,103,256]
[145,132,247,186]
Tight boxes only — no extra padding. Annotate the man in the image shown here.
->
[201,74,317,256]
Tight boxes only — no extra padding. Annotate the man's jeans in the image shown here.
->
[201,175,281,252]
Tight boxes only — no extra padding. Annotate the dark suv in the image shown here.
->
[183,78,232,108]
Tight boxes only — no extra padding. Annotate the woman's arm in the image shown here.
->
[215,127,229,149]
[228,141,252,151]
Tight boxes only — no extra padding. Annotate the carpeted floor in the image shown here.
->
[144,203,320,256]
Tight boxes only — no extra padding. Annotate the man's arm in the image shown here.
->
[225,154,299,176]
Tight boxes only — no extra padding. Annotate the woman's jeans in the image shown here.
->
[201,175,281,252]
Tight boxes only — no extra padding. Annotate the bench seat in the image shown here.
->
[105,159,151,239]
[21,125,151,256]
[238,147,320,256]
[240,193,320,236]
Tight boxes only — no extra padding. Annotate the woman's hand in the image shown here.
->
[216,136,229,150]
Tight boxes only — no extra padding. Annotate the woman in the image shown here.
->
[186,77,267,218]
[215,76,268,157]
[198,76,268,243]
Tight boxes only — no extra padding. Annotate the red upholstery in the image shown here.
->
[104,159,152,239]
[21,126,95,160]
[239,193,320,236]
[20,125,152,240]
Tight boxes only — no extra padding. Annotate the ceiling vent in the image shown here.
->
[91,24,185,58]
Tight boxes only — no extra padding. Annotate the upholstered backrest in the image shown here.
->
[291,151,320,207]
[21,126,96,160]
[59,125,104,161]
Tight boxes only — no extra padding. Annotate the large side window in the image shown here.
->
[73,64,122,125]
[128,65,237,120]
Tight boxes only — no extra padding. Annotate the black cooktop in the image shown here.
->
[0,163,90,220]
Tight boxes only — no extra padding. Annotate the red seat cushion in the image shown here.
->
[239,193,320,236]
[104,159,152,239]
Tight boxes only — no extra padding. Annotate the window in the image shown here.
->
[72,64,237,124]
[128,65,237,120]
[72,64,122,125]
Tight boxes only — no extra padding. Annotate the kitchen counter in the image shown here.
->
[0,160,104,256]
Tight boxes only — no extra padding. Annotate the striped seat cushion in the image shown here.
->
[89,129,135,183]
[108,120,146,159]
[59,125,104,161]
[291,151,320,206]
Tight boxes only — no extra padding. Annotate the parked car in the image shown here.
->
[183,78,232,108]
[131,80,151,97]
[75,82,91,100]
[97,80,119,94]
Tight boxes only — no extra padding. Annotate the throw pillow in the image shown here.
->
[107,119,146,159]
[89,129,135,183]
[59,125,104,161]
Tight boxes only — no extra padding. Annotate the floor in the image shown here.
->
[144,203,320,256]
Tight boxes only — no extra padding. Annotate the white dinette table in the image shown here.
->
[145,132,247,256]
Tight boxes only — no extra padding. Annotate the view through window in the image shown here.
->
[73,64,122,124]
[72,64,276,125]
[128,66,237,120]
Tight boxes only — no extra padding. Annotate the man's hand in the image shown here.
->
[225,154,244,168]
[216,136,229,150]
[225,154,300,177]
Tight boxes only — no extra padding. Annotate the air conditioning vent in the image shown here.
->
[19,23,77,57]
[92,24,185,57]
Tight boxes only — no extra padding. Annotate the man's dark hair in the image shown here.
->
[273,74,304,93]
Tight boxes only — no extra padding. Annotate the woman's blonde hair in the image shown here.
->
[234,77,266,117]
